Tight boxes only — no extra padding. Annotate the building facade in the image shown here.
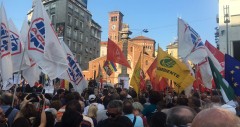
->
[83,11,156,84]
[217,0,240,60]
[29,0,101,70]
[166,40,178,59]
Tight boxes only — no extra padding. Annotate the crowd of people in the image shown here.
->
[0,83,240,127]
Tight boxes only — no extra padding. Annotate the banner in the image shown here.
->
[156,47,195,93]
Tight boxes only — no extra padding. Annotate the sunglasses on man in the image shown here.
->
[106,111,118,118]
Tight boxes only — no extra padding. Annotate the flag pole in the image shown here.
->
[12,44,26,107]
[195,64,203,108]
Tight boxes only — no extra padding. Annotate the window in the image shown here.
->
[74,41,77,51]
[68,14,72,25]
[79,43,82,50]
[73,30,77,40]
[68,3,73,10]
[67,26,71,37]
[74,8,79,13]
[51,3,56,9]
[145,60,148,65]
[111,16,117,21]
[79,21,83,29]
[86,36,88,43]
[79,32,83,42]
[67,39,71,47]
[50,14,55,24]
[78,55,81,64]
[75,18,79,27]
[130,47,133,52]
[45,5,49,12]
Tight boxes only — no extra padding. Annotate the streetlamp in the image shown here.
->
[118,24,132,89]
[224,5,230,54]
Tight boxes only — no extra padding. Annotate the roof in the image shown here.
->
[100,41,108,45]
[130,36,155,41]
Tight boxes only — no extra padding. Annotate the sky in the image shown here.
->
[0,0,218,50]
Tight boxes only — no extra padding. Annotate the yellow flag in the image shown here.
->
[130,54,142,94]
[156,47,195,93]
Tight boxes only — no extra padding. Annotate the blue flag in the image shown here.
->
[225,54,240,96]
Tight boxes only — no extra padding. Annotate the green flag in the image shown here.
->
[208,57,235,102]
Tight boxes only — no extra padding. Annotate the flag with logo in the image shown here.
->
[178,18,208,64]
[21,19,41,86]
[130,54,145,94]
[103,60,117,76]
[58,37,87,94]
[28,0,68,80]
[209,57,235,103]
[107,39,131,68]
[0,4,13,82]
[225,54,240,96]
[9,19,31,72]
[156,47,195,93]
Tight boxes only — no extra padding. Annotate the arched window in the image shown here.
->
[145,60,148,65]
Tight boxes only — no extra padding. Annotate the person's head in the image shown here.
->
[123,100,133,115]
[72,92,82,101]
[150,112,167,127]
[12,117,31,127]
[61,110,83,127]
[102,89,109,96]
[177,97,189,106]
[192,107,240,127]
[149,91,162,105]
[45,111,55,127]
[79,101,85,113]
[156,101,166,112]
[50,100,62,111]
[87,104,98,118]
[0,92,13,105]
[110,93,120,100]
[89,94,97,103]
[132,102,144,116]
[106,100,123,118]
[100,116,133,127]
[66,100,82,113]
[166,106,196,127]
[103,95,112,109]
[21,104,38,119]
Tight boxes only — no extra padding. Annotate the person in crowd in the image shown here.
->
[132,102,147,127]
[142,91,162,122]
[96,95,111,122]
[123,100,143,127]
[59,100,83,127]
[0,107,8,127]
[0,92,19,127]
[192,107,240,127]
[56,92,75,122]
[97,100,133,127]
[149,112,166,127]
[166,106,196,127]
[87,104,98,127]
[13,94,47,127]
[79,100,94,127]
[83,94,104,115]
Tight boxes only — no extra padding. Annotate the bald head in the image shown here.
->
[192,107,240,127]
[167,106,196,126]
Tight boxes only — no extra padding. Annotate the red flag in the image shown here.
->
[205,40,225,77]
[147,58,167,91]
[107,39,131,68]
[140,70,146,92]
